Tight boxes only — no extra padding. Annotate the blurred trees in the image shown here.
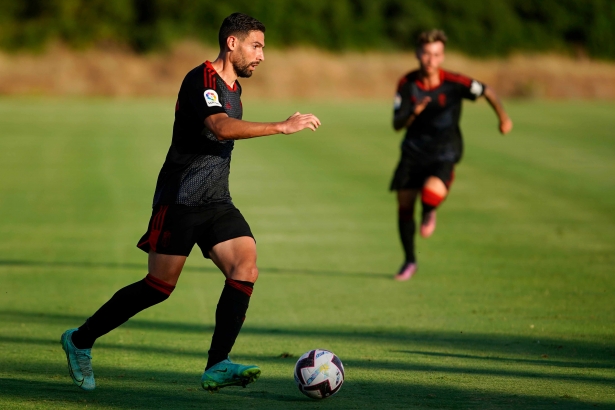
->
[0,0,613,59]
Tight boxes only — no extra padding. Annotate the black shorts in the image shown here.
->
[137,203,254,258]
[390,156,455,191]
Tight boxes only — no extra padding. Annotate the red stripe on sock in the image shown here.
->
[144,274,175,296]
[225,279,253,297]
[421,188,445,207]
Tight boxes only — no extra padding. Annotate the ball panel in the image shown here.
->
[294,349,344,400]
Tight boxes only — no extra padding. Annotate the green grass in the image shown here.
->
[0,98,614,409]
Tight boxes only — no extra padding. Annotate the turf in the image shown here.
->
[0,98,613,409]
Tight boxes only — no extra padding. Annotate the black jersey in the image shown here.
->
[153,61,243,207]
[394,69,484,164]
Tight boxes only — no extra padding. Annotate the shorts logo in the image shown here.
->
[162,231,172,247]
[204,89,222,107]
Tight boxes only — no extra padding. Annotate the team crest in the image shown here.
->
[204,89,222,107]
[438,93,447,106]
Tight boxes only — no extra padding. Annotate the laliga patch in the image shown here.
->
[394,93,402,110]
[470,80,484,97]
[204,89,222,107]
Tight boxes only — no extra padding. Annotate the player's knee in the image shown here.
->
[421,186,446,207]
[424,177,448,197]
[230,262,258,283]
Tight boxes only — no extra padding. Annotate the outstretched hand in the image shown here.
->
[499,116,513,135]
[281,112,321,134]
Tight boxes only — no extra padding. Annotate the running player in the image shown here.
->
[391,29,512,281]
[61,13,321,392]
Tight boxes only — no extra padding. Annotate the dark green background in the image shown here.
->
[1,0,614,58]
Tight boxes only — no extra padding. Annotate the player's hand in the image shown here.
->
[281,112,321,134]
[499,116,513,135]
[413,96,431,116]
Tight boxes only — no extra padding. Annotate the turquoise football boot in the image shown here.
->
[201,358,261,392]
[60,328,95,391]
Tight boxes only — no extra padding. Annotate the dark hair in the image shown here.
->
[416,29,448,49]
[218,13,266,50]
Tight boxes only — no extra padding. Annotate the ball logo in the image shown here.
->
[204,89,222,107]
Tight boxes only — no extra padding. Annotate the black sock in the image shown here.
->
[398,206,416,263]
[71,274,175,349]
[206,279,253,369]
[421,202,436,217]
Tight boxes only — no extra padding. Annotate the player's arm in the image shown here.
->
[205,111,321,141]
[482,86,513,135]
[393,96,431,131]
[393,78,430,131]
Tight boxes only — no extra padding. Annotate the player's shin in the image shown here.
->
[398,206,416,263]
[206,279,253,369]
[420,187,445,238]
[71,274,175,349]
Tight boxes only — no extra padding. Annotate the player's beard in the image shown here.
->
[233,53,258,78]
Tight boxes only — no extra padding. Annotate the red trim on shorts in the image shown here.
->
[144,273,175,295]
[148,205,168,252]
[421,188,445,207]
[225,279,253,297]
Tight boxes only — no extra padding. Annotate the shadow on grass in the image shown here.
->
[1,310,613,369]
[0,368,606,410]
[1,310,613,408]
[0,259,389,279]
[1,334,613,387]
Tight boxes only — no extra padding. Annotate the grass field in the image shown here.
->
[0,98,614,409]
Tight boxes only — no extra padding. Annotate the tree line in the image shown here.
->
[1,0,613,59]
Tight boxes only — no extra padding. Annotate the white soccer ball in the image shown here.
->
[294,349,344,399]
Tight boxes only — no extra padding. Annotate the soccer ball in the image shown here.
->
[294,349,344,399]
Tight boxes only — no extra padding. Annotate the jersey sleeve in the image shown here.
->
[442,71,485,101]
[185,69,226,123]
[393,77,413,126]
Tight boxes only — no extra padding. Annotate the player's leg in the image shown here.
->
[207,235,258,367]
[201,236,260,391]
[71,252,184,348]
[395,188,420,281]
[61,252,184,390]
[420,164,455,238]
[61,205,192,391]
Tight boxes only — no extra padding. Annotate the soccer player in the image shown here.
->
[60,13,321,392]
[391,29,512,281]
